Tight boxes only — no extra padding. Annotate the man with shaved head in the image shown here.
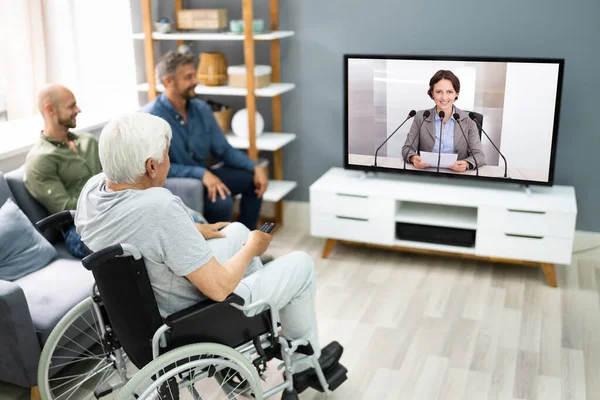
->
[24,84,102,257]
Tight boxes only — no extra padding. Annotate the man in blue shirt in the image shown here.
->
[144,51,268,230]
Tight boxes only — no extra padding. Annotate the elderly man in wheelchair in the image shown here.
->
[42,112,347,400]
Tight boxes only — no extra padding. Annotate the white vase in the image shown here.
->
[231,109,264,138]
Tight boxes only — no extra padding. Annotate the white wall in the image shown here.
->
[500,63,559,171]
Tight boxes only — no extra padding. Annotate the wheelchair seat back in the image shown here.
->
[82,244,163,369]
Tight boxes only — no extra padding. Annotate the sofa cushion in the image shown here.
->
[14,257,94,344]
[0,198,58,281]
[4,167,59,243]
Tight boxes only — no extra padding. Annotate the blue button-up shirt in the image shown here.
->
[432,111,455,154]
[143,94,256,179]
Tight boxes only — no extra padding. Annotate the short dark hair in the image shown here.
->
[156,51,196,83]
[427,70,460,101]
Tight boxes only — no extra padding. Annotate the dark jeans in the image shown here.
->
[203,166,262,230]
[64,225,91,259]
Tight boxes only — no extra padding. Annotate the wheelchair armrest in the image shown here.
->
[165,293,244,327]
[163,293,272,350]
[35,210,75,232]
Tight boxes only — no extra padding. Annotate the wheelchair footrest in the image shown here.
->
[93,382,114,398]
[315,363,348,393]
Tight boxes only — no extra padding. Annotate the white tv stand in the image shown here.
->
[309,168,578,287]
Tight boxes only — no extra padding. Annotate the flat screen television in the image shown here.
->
[344,54,564,186]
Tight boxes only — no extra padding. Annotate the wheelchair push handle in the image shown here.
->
[35,210,76,232]
[82,243,142,270]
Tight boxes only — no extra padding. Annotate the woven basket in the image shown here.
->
[197,52,227,86]
[213,107,232,133]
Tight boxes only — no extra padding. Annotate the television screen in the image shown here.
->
[344,55,564,186]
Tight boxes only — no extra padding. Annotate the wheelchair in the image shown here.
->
[35,211,348,399]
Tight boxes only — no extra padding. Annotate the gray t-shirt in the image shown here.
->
[75,173,213,318]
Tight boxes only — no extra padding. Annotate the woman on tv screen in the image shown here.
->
[402,70,486,172]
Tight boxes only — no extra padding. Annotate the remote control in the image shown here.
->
[259,222,276,234]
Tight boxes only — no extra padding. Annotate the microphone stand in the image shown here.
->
[436,111,445,173]
[471,115,508,178]
[454,113,478,176]
[403,111,430,169]
[373,113,415,167]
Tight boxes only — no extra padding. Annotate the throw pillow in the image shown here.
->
[0,198,57,281]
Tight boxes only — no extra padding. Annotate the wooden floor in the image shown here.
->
[2,201,600,400]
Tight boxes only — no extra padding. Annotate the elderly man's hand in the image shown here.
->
[244,230,272,257]
[195,222,230,239]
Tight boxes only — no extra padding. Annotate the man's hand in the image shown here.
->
[195,222,230,239]
[253,166,268,198]
[449,160,469,172]
[244,230,272,257]
[410,155,429,169]
[202,170,231,203]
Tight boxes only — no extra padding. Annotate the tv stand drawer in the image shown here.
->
[478,207,575,239]
[476,232,573,264]
[310,212,394,245]
[310,189,394,220]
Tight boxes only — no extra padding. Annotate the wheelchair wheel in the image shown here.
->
[214,368,252,398]
[38,296,125,399]
[117,343,263,400]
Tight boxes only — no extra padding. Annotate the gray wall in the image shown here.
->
[135,0,600,231]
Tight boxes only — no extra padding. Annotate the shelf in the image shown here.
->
[132,30,294,41]
[394,239,477,255]
[234,180,297,203]
[225,133,296,151]
[137,82,295,98]
[395,202,478,230]
[263,180,297,202]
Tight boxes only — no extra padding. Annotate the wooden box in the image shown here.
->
[176,9,228,30]
[228,65,272,89]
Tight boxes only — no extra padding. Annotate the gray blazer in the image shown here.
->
[401,107,485,168]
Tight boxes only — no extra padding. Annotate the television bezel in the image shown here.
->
[343,53,565,187]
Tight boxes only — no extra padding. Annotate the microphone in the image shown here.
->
[403,110,431,169]
[374,109,416,167]
[468,112,508,178]
[453,113,478,176]
[436,110,445,173]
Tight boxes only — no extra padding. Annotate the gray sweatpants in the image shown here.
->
[206,222,321,362]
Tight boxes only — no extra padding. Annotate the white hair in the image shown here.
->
[99,112,172,184]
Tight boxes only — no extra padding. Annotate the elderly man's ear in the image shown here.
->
[146,158,158,179]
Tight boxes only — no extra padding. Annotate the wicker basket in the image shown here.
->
[213,107,232,133]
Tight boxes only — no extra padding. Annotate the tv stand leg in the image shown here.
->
[540,263,557,287]
[322,239,337,258]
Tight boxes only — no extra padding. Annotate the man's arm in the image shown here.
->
[24,157,78,213]
[168,163,207,180]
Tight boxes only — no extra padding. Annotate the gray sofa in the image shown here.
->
[0,168,203,390]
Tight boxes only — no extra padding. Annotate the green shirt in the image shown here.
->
[24,131,102,214]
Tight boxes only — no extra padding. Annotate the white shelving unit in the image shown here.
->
[225,132,296,151]
[133,30,295,41]
[136,82,296,98]
[262,180,298,203]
